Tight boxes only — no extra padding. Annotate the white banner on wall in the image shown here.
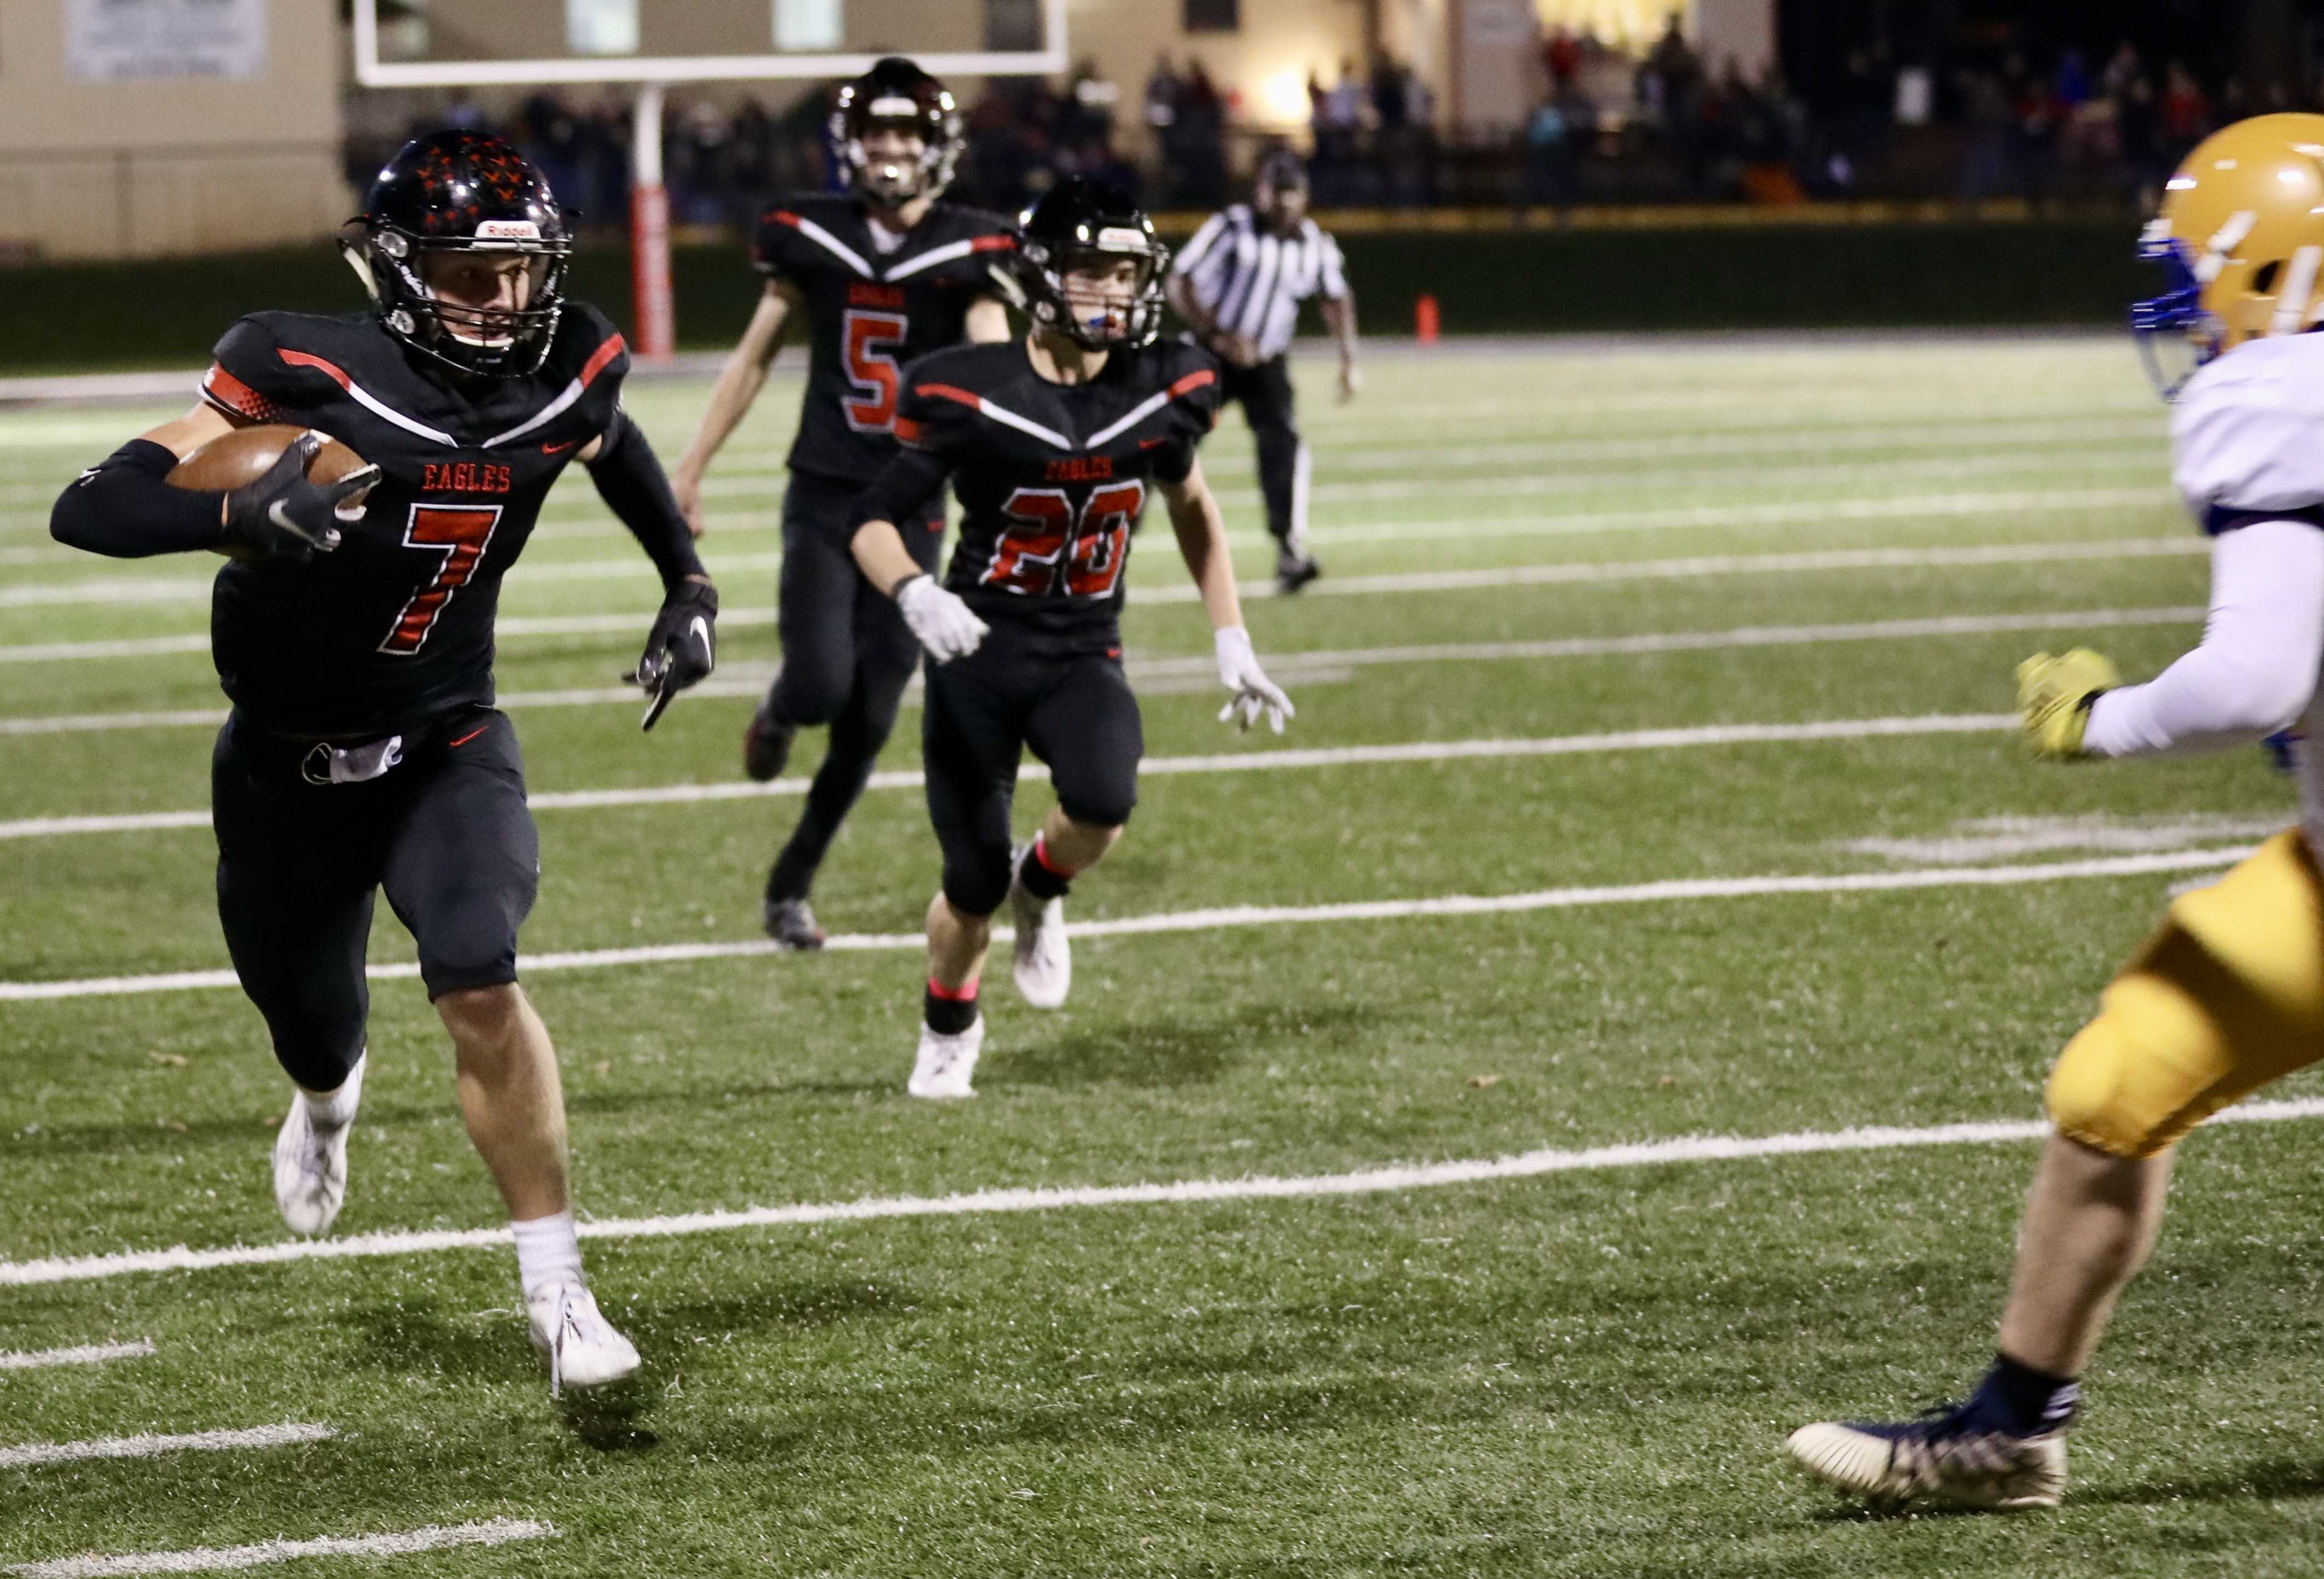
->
[66,0,269,80]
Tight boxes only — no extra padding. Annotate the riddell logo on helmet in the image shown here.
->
[1095,228,1147,252]
[474,220,542,241]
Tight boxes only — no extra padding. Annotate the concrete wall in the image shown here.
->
[0,0,347,260]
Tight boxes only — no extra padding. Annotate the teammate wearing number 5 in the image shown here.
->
[671,57,1014,951]
[849,180,1294,1100]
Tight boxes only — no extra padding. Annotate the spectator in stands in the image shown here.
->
[2160,60,2211,161]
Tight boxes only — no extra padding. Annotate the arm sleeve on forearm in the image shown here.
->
[847,447,952,532]
[50,440,224,558]
[587,409,707,592]
[2084,518,2324,756]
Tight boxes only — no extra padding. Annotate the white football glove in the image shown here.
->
[1214,626,1294,734]
[894,574,989,663]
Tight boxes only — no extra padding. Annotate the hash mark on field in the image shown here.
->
[4,1519,553,1577]
[0,842,2264,1004]
[0,1341,153,1373]
[0,1423,332,1469]
[4,1099,2321,1289]
[0,714,2021,840]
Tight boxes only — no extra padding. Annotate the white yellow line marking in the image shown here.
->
[0,843,2261,1005]
[0,713,2021,841]
[2,1098,2318,1290]
[5,1519,553,1577]
[0,1423,332,1469]
[0,1341,154,1373]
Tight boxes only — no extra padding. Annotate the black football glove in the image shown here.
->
[625,579,718,731]
[219,432,377,563]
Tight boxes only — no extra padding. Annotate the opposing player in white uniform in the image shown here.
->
[1788,114,2324,1510]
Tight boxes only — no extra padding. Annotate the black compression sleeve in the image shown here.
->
[50,440,225,558]
[586,409,708,593]
[847,447,952,533]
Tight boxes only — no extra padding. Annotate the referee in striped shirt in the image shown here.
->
[1166,150,1359,593]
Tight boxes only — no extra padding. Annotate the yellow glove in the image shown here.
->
[2016,648,2122,759]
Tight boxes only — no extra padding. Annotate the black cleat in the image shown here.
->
[1274,549,1322,596]
[763,896,826,951]
[742,700,795,783]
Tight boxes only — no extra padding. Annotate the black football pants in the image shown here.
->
[922,626,1144,919]
[1216,354,1306,553]
[763,471,943,901]
[212,709,538,1093]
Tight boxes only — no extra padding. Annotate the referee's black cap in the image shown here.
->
[1257,148,1309,193]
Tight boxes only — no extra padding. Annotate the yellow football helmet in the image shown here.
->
[2133,112,2324,397]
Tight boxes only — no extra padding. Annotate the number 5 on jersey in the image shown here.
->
[380,503,501,655]
[843,308,909,433]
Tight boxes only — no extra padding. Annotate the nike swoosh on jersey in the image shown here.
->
[446,724,491,748]
[541,439,579,455]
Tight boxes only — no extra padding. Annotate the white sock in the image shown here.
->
[299,1052,365,1129]
[512,1210,584,1300]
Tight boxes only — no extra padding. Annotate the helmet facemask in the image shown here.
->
[831,67,963,209]
[346,221,571,379]
[2130,116,2324,400]
[1020,232,1169,351]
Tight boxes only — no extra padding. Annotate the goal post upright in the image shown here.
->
[347,0,1069,364]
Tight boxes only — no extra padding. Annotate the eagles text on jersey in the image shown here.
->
[751,194,1013,485]
[893,337,1221,649]
[199,306,630,738]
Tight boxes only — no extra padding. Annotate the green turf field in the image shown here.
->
[5,334,2322,1576]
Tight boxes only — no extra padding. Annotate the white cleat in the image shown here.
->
[1786,1414,2069,1510]
[271,1058,363,1237]
[1008,843,1071,1009]
[908,1018,984,1099]
[527,1281,641,1396]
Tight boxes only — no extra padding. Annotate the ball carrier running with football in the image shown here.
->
[49,131,719,1396]
[847,180,1295,1099]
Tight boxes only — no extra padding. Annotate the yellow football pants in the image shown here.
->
[2048,831,2324,1158]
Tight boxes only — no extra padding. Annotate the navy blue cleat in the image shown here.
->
[1787,1401,2070,1510]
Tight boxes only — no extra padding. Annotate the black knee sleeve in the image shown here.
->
[941,848,1014,920]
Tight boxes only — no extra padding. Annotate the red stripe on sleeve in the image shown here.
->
[275,348,351,388]
[913,383,984,411]
[201,363,281,422]
[1168,369,1217,398]
[970,234,1016,253]
[577,332,627,388]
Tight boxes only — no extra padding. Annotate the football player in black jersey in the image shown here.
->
[671,57,1014,951]
[846,180,1294,1099]
[48,131,717,1394]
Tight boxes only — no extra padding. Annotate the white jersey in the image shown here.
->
[2088,331,2324,848]
[1169,206,1349,362]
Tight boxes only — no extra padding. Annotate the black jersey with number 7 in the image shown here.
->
[199,305,630,740]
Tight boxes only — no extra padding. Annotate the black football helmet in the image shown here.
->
[830,57,963,207]
[342,130,573,378]
[1012,179,1170,351]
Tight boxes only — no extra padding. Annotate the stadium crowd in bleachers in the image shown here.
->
[343,25,2277,226]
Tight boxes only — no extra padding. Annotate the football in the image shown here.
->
[165,422,372,493]
[166,424,377,560]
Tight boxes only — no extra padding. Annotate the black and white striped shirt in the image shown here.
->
[1170,206,1349,363]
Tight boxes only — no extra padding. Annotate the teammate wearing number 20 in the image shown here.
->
[48,131,717,1395]
[849,180,1295,1099]
[672,57,1013,951]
